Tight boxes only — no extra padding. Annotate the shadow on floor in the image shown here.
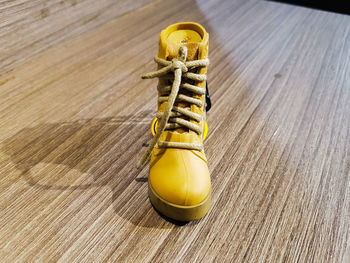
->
[1,114,185,228]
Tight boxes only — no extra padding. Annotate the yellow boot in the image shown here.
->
[137,22,211,221]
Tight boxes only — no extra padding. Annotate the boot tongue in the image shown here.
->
[166,42,199,61]
[164,43,200,134]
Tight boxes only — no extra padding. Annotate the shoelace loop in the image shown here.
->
[136,46,209,169]
[170,59,188,72]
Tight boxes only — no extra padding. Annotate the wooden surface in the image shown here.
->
[0,0,349,262]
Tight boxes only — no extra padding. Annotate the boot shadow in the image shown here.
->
[1,113,180,228]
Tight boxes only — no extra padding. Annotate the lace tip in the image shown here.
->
[136,160,144,169]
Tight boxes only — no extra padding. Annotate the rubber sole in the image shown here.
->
[148,183,211,222]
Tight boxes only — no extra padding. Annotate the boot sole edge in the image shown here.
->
[148,183,211,222]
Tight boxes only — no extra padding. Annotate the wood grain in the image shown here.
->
[0,0,154,75]
[0,0,349,262]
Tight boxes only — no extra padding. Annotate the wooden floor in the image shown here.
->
[1,0,349,262]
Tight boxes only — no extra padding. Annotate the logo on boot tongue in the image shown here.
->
[181,36,190,44]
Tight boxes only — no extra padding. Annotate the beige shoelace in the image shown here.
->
[136,46,209,168]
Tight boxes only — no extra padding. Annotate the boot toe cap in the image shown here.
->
[149,148,211,206]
